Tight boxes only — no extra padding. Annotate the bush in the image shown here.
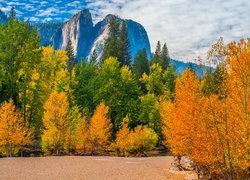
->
[114,117,158,157]
[128,126,158,156]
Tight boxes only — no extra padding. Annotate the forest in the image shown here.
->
[0,8,249,179]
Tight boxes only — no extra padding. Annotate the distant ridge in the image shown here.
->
[0,8,212,74]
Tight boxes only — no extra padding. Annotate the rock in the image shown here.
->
[0,10,7,24]
[52,10,94,61]
[36,10,151,63]
[33,22,62,46]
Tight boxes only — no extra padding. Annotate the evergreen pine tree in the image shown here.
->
[8,7,16,20]
[90,49,98,63]
[151,41,161,65]
[133,49,149,93]
[101,16,131,67]
[109,16,120,38]
[101,16,121,64]
[119,21,131,66]
[65,40,76,106]
[151,41,171,70]
[160,43,170,70]
[133,49,149,81]
[66,39,76,73]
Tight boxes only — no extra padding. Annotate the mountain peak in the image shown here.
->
[70,9,92,22]
[36,10,151,62]
[76,9,91,16]
[104,14,119,22]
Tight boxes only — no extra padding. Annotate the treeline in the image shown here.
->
[0,11,172,157]
[0,9,249,179]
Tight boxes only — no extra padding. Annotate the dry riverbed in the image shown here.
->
[0,156,196,180]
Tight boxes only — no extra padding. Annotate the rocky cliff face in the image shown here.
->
[89,14,151,61]
[36,10,151,62]
[52,10,94,60]
[126,20,151,60]
[34,22,62,46]
[0,10,7,24]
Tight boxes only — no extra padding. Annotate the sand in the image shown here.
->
[0,156,196,180]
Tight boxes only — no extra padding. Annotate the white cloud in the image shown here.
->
[1,0,249,63]
[87,0,250,63]
[0,6,12,13]
[28,17,40,22]
[36,7,60,17]
[42,17,53,22]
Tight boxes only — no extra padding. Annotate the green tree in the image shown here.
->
[202,65,226,97]
[138,93,162,138]
[90,49,98,63]
[133,49,149,81]
[164,64,177,100]
[101,17,131,67]
[101,16,121,64]
[141,63,166,96]
[0,14,42,133]
[95,57,140,135]
[160,43,170,70]
[74,61,97,113]
[65,40,76,106]
[66,39,76,73]
[151,41,161,65]
[119,21,131,66]
[8,7,16,20]
[151,41,170,70]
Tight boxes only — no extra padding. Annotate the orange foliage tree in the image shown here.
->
[161,39,250,179]
[0,100,32,157]
[88,101,111,154]
[197,39,249,179]
[223,39,249,178]
[113,116,131,156]
[161,68,201,157]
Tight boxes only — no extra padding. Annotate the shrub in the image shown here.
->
[114,117,158,157]
[128,126,158,156]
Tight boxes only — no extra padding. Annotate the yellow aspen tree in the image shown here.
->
[75,115,88,154]
[67,106,82,153]
[88,101,111,154]
[0,100,32,157]
[41,91,70,155]
[40,46,69,95]
[114,116,130,156]
[128,125,158,156]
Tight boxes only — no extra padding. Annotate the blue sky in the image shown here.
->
[0,0,249,63]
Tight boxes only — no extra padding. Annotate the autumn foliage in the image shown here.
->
[0,100,32,157]
[113,116,158,156]
[41,91,70,155]
[88,101,111,154]
[161,39,250,179]
[0,16,249,179]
